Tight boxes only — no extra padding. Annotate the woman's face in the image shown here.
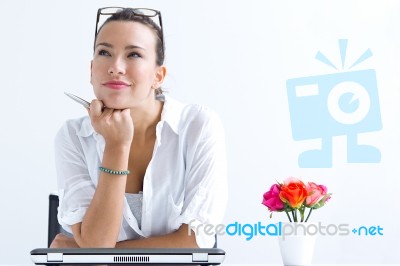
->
[91,21,165,109]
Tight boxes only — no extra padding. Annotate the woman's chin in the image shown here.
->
[100,98,128,109]
[102,97,150,110]
[103,101,128,110]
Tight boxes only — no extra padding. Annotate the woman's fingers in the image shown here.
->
[89,99,104,118]
[87,99,133,145]
[100,107,114,119]
[89,100,114,121]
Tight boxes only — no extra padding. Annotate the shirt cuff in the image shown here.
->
[57,207,87,234]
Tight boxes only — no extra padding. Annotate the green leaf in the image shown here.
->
[312,194,332,209]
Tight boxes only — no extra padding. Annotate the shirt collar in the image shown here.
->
[160,95,186,134]
[76,95,186,137]
[77,116,94,137]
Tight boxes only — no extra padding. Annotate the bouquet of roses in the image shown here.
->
[262,177,331,222]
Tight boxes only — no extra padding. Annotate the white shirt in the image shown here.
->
[54,96,228,248]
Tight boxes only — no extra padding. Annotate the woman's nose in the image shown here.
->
[108,58,126,75]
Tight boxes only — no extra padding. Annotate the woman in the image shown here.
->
[51,7,228,248]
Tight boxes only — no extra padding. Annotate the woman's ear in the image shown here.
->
[153,65,167,89]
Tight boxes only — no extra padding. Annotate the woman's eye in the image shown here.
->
[128,52,141,58]
[98,50,111,56]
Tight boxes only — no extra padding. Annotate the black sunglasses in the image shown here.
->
[94,7,164,54]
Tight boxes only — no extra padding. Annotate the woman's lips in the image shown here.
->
[103,80,131,90]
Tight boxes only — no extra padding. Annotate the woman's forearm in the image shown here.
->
[73,144,130,247]
[115,224,199,248]
[52,225,198,249]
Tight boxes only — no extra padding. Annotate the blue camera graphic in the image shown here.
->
[286,40,382,168]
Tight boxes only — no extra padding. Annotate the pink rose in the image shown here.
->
[262,184,284,211]
[306,182,327,207]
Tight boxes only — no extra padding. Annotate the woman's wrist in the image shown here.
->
[104,142,131,153]
[102,144,131,170]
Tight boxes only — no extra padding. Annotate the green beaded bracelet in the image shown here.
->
[98,166,130,175]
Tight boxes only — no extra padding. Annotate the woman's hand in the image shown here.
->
[88,99,134,147]
[50,233,80,248]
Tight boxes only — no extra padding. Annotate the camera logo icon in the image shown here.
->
[286,40,382,168]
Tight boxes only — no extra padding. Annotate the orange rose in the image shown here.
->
[279,177,307,209]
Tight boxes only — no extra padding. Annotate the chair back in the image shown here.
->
[48,193,60,247]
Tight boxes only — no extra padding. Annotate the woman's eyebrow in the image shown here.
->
[96,42,113,48]
[95,42,145,51]
[125,44,145,50]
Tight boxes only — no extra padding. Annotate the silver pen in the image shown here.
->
[64,92,90,109]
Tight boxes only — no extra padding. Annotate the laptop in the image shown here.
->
[30,248,225,265]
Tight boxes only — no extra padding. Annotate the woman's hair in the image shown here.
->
[95,8,165,66]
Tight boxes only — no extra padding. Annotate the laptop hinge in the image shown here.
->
[192,253,208,262]
[47,253,63,262]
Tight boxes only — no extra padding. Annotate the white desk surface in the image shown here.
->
[0,263,400,266]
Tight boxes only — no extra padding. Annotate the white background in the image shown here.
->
[0,0,399,264]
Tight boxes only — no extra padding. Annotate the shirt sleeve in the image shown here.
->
[54,121,95,234]
[171,107,228,248]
